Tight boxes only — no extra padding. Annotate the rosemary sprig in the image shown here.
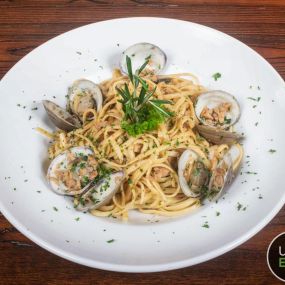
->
[116,56,173,135]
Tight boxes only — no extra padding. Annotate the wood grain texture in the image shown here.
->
[0,0,284,284]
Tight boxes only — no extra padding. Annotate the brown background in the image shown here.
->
[0,0,285,284]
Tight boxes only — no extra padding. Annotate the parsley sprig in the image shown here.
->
[117,56,174,136]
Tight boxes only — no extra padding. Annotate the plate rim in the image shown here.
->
[0,16,285,273]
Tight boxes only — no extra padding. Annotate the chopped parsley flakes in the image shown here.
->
[107,239,115,243]
[245,171,257,175]
[224,117,231,124]
[237,202,247,211]
[212,72,221,81]
[202,221,209,228]
[81,176,90,188]
[269,149,276,154]
[247,96,261,102]
[237,202,243,211]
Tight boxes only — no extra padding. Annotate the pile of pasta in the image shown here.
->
[47,69,236,220]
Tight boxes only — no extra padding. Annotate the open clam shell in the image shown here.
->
[76,171,125,212]
[208,144,242,201]
[178,149,209,198]
[43,100,81,131]
[195,90,242,144]
[208,152,233,201]
[195,90,241,129]
[68,79,103,120]
[120,42,167,75]
[47,146,95,196]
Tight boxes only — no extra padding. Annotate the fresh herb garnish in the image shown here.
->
[202,221,209,228]
[212,72,221,81]
[93,164,111,184]
[237,202,247,211]
[99,179,111,193]
[247,97,261,102]
[79,197,86,206]
[71,162,78,172]
[53,206,58,212]
[237,202,243,211]
[245,171,257,175]
[81,176,90,187]
[117,56,174,136]
[82,155,88,161]
[78,162,86,169]
[224,117,231,124]
[269,149,276,153]
[107,239,115,243]
[199,184,213,200]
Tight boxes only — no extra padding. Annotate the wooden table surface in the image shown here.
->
[0,1,285,284]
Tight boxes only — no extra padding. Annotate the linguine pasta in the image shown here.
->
[46,69,243,220]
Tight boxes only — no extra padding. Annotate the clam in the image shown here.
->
[207,144,242,201]
[43,100,81,131]
[68,79,103,120]
[76,171,125,211]
[178,145,242,201]
[178,149,210,198]
[195,90,242,144]
[120,42,167,75]
[47,146,97,196]
[196,125,243,145]
[207,151,233,201]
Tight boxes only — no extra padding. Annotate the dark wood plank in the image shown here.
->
[0,0,285,284]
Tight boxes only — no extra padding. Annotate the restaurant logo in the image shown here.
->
[267,232,285,282]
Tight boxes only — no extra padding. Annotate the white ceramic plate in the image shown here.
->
[0,17,284,273]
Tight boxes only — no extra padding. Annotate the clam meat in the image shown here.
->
[178,144,242,200]
[47,146,98,196]
[195,90,242,144]
[178,149,210,198]
[207,144,242,201]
